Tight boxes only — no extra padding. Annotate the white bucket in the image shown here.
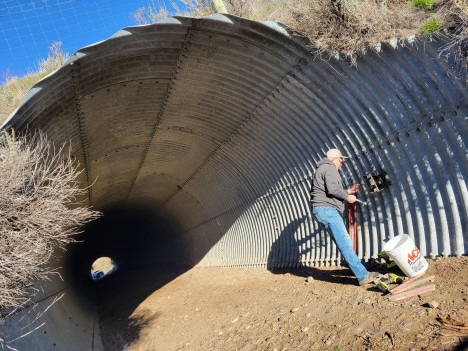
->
[383,234,429,277]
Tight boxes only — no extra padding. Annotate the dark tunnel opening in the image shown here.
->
[63,203,192,348]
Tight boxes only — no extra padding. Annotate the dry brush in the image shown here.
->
[0,130,100,313]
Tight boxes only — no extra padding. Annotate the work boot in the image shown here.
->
[359,271,381,286]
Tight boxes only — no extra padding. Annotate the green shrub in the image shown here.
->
[411,0,435,7]
[421,18,443,34]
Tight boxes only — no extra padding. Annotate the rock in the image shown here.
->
[290,307,299,313]
[306,276,314,282]
[427,300,439,308]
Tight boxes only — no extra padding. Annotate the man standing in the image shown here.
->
[310,148,379,285]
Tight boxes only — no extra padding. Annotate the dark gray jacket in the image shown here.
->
[310,158,348,213]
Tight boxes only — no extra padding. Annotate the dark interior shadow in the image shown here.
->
[93,265,187,350]
[452,339,468,351]
[64,202,190,350]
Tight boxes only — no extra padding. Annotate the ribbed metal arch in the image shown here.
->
[2,14,467,271]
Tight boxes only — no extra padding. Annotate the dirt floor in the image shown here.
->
[99,256,468,351]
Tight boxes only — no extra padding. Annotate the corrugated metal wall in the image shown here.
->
[3,14,467,269]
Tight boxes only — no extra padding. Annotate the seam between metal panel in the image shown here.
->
[70,60,92,205]
[123,28,192,204]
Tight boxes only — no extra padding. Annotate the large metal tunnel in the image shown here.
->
[1,14,467,350]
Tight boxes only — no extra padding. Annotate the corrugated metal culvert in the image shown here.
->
[2,14,468,351]
[4,14,467,269]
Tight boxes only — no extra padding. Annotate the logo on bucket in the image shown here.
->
[407,246,425,273]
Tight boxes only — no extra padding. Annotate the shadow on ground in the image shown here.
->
[94,265,189,350]
[63,203,192,350]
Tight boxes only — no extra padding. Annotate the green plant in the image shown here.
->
[333,346,341,351]
[411,0,435,8]
[421,18,443,34]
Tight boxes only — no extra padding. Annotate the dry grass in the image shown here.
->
[267,0,426,62]
[439,0,468,64]
[0,74,47,125]
[216,0,467,65]
[158,0,467,66]
[0,42,68,125]
[0,130,100,312]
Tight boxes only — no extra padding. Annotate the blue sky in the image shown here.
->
[0,0,189,85]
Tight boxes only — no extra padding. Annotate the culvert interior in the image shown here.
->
[63,203,190,351]
[64,203,187,305]
[1,14,467,350]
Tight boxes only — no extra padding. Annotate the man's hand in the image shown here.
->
[347,194,357,203]
[347,184,360,194]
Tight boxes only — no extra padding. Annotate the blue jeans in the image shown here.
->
[311,206,369,282]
